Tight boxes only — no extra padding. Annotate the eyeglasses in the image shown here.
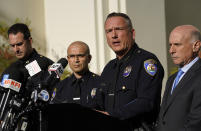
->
[67,54,88,59]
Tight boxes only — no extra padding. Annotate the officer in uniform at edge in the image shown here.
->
[98,12,164,130]
[51,41,104,110]
[0,23,54,89]
[0,23,54,131]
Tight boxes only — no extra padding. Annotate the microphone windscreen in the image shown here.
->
[57,58,68,69]
[3,68,24,83]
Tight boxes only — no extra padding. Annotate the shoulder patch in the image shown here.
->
[144,59,157,76]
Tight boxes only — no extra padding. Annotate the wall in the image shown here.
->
[165,0,201,75]
[126,0,167,95]
[0,0,46,55]
[0,0,168,95]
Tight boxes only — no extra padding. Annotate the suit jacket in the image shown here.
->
[157,58,201,131]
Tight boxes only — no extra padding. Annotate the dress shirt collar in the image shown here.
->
[180,57,199,73]
[70,70,91,85]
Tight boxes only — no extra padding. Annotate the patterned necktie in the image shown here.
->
[171,69,184,94]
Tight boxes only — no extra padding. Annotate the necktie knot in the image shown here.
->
[177,69,184,78]
[171,69,184,94]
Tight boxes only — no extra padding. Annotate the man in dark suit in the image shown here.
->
[157,25,201,131]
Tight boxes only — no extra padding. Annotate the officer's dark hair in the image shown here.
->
[8,23,31,40]
[105,12,133,31]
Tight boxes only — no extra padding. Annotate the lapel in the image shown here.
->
[160,75,175,115]
[162,59,201,116]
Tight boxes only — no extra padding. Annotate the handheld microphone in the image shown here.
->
[38,90,49,102]
[2,79,21,92]
[45,58,68,85]
[26,58,68,103]
[48,58,68,78]
[0,69,23,93]
[0,74,9,94]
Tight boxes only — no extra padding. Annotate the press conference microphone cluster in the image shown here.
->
[42,58,68,102]
[0,69,24,130]
[26,58,68,103]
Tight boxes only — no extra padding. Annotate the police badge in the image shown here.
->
[91,88,97,98]
[123,65,132,77]
[144,59,157,76]
[51,88,57,100]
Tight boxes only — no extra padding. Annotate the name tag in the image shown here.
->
[73,97,80,100]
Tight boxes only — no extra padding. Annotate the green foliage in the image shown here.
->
[0,22,9,40]
[170,67,178,76]
[60,69,72,80]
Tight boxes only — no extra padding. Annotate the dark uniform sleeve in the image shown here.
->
[109,58,164,120]
[49,78,67,104]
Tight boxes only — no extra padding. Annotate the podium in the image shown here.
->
[45,103,129,131]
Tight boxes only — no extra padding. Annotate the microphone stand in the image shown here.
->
[0,93,6,115]
[32,83,46,131]
[0,89,17,131]
[0,89,11,121]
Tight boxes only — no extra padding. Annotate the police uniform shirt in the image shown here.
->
[0,49,54,99]
[101,43,164,122]
[52,71,104,110]
[0,49,54,131]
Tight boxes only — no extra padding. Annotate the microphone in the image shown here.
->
[26,58,68,103]
[38,90,49,102]
[45,58,68,85]
[0,74,9,93]
[0,69,23,123]
[2,79,21,92]
[48,58,68,77]
[0,69,24,93]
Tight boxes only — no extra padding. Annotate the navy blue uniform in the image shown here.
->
[0,49,54,131]
[51,71,104,110]
[101,43,164,129]
[0,48,54,97]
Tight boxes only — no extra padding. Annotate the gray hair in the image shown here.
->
[105,12,133,31]
[191,30,201,43]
